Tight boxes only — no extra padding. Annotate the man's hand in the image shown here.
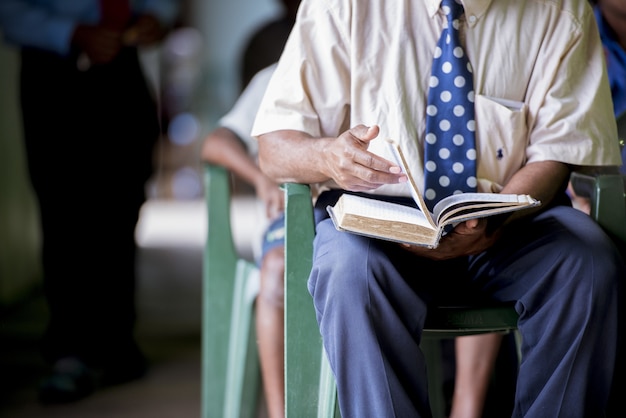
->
[122,15,168,46]
[321,124,407,191]
[72,14,167,67]
[72,24,124,65]
[400,218,500,260]
[255,176,285,220]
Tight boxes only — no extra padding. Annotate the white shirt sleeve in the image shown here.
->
[218,63,277,157]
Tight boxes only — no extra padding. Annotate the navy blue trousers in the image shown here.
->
[308,191,624,417]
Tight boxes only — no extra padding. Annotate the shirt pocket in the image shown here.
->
[474,94,529,191]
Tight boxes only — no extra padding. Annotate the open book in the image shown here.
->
[326,139,540,248]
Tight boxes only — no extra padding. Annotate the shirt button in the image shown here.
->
[468,15,477,23]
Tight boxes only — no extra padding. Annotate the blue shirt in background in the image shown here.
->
[0,0,179,56]
[594,6,626,173]
[594,6,626,119]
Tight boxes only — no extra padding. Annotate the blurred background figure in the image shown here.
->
[593,0,626,170]
[202,62,285,418]
[0,0,298,416]
[151,25,205,200]
[0,0,179,404]
[201,2,300,416]
[567,0,625,213]
[239,0,299,91]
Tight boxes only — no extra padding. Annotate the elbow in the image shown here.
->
[258,148,282,183]
[258,133,284,182]
[258,129,322,184]
[200,135,214,164]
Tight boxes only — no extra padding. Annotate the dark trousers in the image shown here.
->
[309,191,625,418]
[19,47,160,367]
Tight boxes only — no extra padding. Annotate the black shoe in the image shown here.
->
[38,357,98,404]
[38,348,148,404]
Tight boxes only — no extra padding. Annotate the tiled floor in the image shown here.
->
[0,198,265,418]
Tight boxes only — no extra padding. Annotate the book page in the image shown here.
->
[327,194,440,247]
[384,139,437,229]
[338,194,433,229]
[381,140,540,232]
[435,196,540,226]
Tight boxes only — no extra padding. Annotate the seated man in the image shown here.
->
[252,0,625,417]
[205,65,515,418]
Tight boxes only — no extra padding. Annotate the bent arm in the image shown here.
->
[202,127,265,189]
[404,160,571,260]
[258,129,334,185]
[258,125,407,192]
[499,160,571,222]
[203,127,284,218]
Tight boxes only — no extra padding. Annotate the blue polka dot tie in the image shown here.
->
[423,0,477,211]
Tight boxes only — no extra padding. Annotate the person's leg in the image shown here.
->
[20,47,157,403]
[256,213,286,418]
[308,191,472,417]
[256,245,285,418]
[450,333,503,418]
[86,48,158,374]
[469,205,624,417]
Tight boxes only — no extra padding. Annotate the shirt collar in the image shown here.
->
[425,0,493,25]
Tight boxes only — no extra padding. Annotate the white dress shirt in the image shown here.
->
[252,0,621,197]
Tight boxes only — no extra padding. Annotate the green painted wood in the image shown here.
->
[317,351,339,418]
[423,305,519,338]
[223,261,261,418]
[284,182,319,418]
[590,174,626,244]
[202,164,260,418]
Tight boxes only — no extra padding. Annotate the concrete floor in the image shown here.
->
[0,198,266,418]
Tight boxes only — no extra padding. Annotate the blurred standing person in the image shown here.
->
[0,0,179,404]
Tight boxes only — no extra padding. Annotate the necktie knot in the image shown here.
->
[441,0,464,22]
